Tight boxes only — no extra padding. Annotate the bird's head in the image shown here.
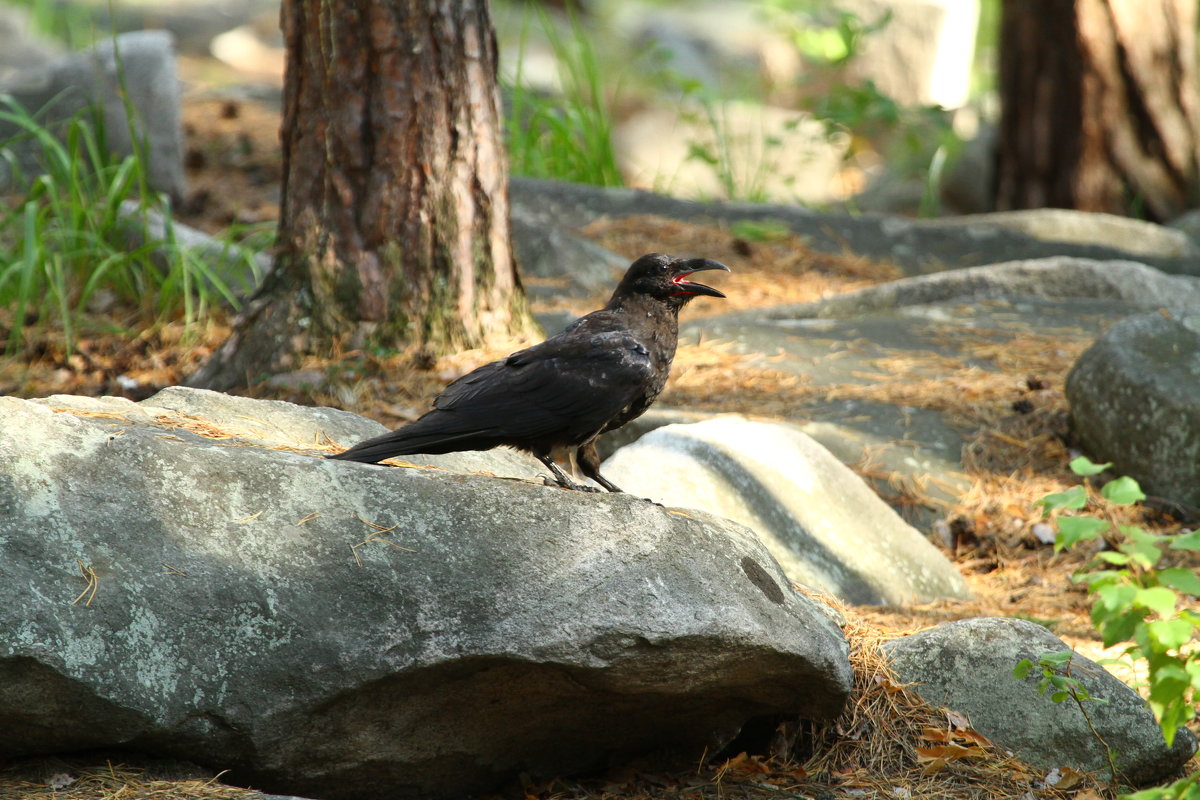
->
[611,253,730,308]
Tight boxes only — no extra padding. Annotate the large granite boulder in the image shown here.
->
[1066,312,1200,508]
[0,390,852,800]
[884,618,1197,786]
[601,416,971,606]
[141,386,545,480]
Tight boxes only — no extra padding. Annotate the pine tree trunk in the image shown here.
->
[188,0,533,391]
[995,0,1200,221]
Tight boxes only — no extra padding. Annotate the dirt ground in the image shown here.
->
[0,82,1196,800]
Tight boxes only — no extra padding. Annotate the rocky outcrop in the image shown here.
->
[508,178,1200,278]
[0,390,852,800]
[749,258,1200,320]
[1066,312,1200,508]
[601,416,971,605]
[884,618,1197,786]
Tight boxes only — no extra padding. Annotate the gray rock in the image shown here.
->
[143,386,546,481]
[884,618,1197,786]
[1066,313,1200,508]
[0,392,852,800]
[596,407,718,460]
[930,209,1199,260]
[0,31,185,199]
[117,200,269,299]
[510,202,626,299]
[675,257,1173,532]
[508,178,1200,278]
[598,407,971,530]
[1165,207,1200,246]
[601,416,971,606]
[751,257,1200,320]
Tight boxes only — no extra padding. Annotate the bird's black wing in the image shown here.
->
[329,326,656,462]
[432,328,655,444]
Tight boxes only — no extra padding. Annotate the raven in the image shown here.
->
[328,253,729,492]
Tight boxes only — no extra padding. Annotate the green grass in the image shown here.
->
[504,6,624,187]
[0,98,245,354]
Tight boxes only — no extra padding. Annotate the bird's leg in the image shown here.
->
[535,453,601,492]
[576,442,624,493]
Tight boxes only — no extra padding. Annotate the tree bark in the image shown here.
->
[995,0,1200,221]
[189,0,534,391]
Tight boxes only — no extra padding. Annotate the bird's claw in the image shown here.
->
[540,475,603,492]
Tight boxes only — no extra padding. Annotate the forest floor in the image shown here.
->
[0,88,1196,800]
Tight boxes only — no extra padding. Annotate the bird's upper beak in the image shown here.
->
[670,258,730,298]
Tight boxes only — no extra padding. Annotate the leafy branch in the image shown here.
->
[1033,456,1200,800]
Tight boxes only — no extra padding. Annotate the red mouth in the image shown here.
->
[670,271,726,298]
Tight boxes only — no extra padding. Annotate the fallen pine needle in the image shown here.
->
[71,559,98,607]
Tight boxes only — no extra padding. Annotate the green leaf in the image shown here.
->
[1038,651,1073,668]
[1149,665,1196,750]
[1094,581,1138,612]
[1120,773,1200,800]
[1055,516,1109,551]
[1012,659,1033,679]
[1147,618,1195,651]
[1135,587,1178,615]
[1169,529,1200,551]
[1149,662,1190,696]
[1039,485,1088,511]
[1158,567,1200,597]
[1095,551,1131,565]
[1121,527,1166,569]
[1101,476,1147,505]
[1094,604,1145,648]
[1078,569,1125,589]
[1069,456,1111,476]
[1050,690,1070,703]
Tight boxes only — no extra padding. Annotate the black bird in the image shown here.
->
[327,253,729,492]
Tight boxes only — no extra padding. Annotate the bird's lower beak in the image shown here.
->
[672,258,731,298]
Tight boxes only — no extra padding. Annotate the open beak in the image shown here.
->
[670,258,730,298]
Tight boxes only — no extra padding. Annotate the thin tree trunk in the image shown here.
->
[189,0,533,391]
[995,0,1200,221]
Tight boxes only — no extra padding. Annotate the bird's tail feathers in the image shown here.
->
[327,417,498,463]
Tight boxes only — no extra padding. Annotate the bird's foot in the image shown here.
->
[540,475,602,492]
